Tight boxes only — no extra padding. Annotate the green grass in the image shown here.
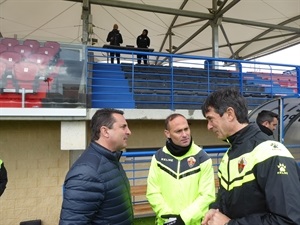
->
[134,216,155,225]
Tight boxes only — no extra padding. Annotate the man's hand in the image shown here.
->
[202,209,218,225]
[202,209,230,225]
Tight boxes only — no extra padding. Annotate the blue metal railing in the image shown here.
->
[87,47,300,110]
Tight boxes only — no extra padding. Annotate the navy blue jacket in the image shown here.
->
[59,141,134,225]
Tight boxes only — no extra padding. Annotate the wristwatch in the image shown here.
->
[224,223,228,225]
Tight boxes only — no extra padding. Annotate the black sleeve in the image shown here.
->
[106,32,112,43]
[231,156,300,225]
[0,163,8,196]
[119,33,123,44]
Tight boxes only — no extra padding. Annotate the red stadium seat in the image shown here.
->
[44,41,60,55]
[0,51,22,70]
[13,44,33,58]
[13,61,39,91]
[37,46,56,58]
[1,38,19,50]
[27,53,52,67]
[23,39,40,53]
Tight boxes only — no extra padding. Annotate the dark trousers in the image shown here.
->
[137,54,148,64]
[110,52,120,64]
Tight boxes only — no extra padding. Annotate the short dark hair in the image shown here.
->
[256,110,278,125]
[201,88,249,123]
[91,108,124,141]
[165,113,186,130]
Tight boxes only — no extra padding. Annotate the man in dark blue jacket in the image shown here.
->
[59,108,134,225]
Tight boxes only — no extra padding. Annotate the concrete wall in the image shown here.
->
[0,119,222,225]
[0,121,69,225]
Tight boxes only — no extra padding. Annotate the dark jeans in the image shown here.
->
[137,54,148,64]
[110,52,120,64]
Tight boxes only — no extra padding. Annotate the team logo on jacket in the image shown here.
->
[277,163,288,175]
[187,157,196,168]
[238,157,247,173]
[270,142,280,150]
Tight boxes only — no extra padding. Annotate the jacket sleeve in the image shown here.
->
[119,33,123,44]
[106,32,111,43]
[59,164,104,225]
[146,155,173,217]
[0,163,8,196]
[230,155,300,225]
[180,158,216,224]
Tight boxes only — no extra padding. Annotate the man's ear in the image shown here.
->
[226,107,235,121]
[164,129,170,139]
[100,126,110,138]
[262,121,269,127]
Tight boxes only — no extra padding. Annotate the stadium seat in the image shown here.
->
[23,39,40,53]
[44,41,60,55]
[37,46,56,58]
[27,53,52,74]
[1,37,19,50]
[13,61,40,92]
[0,51,22,71]
[13,44,33,58]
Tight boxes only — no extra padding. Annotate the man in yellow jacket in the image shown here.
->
[147,113,216,225]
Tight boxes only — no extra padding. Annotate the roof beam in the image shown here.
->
[65,0,300,33]
[65,0,213,19]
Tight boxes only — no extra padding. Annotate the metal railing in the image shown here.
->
[87,47,299,110]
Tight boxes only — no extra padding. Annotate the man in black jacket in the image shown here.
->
[256,110,278,137]
[136,29,150,64]
[59,108,134,225]
[0,159,8,197]
[106,24,123,64]
[201,88,300,225]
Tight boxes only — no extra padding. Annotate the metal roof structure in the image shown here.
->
[0,0,299,60]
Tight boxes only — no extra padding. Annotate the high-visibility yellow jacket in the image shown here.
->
[146,142,216,225]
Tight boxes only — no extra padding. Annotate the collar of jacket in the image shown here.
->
[91,141,123,161]
[225,124,260,146]
[257,123,273,136]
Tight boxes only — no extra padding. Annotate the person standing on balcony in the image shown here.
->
[59,108,134,225]
[201,88,300,225]
[106,24,123,64]
[256,110,278,138]
[0,159,8,197]
[147,113,216,225]
[136,29,150,65]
